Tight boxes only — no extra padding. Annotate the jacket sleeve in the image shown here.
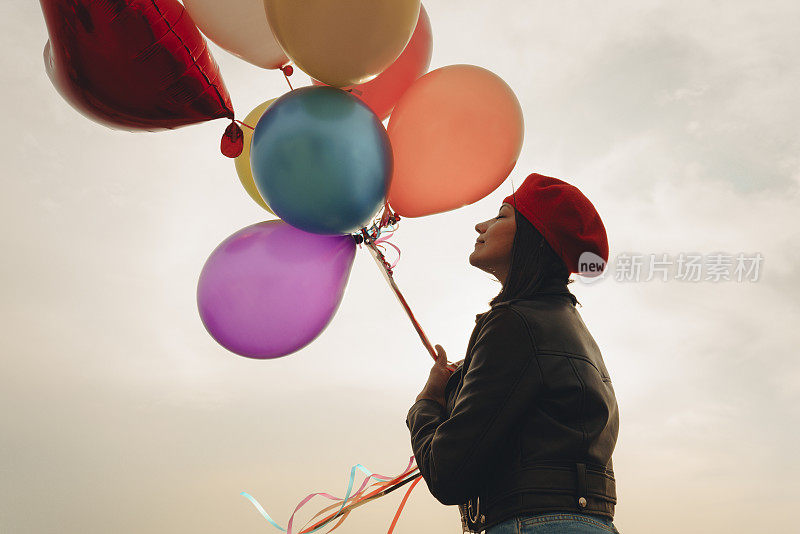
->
[405,306,541,505]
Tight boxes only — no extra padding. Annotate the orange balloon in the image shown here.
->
[312,4,432,120]
[387,64,524,218]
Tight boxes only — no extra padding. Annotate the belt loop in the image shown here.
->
[575,462,588,509]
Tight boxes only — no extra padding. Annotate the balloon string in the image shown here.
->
[241,457,417,534]
[320,512,350,534]
[240,491,287,532]
[295,460,419,534]
[373,222,402,269]
[298,467,419,533]
[294,468,416,534]
[235,119,255,131]
[374,238,401,270]
[387,477,422,534]
[289,462,378,534]
[357,203,441,362]
[357,204,401,244]
[376,229,396,240]
[299,471,422,534]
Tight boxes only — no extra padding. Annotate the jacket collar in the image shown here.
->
[475,281,578,323]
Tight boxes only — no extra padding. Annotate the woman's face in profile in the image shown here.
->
[469,202,516,283]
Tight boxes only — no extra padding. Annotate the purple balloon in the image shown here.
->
[197,220,356,359]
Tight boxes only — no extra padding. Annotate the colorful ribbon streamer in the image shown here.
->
[299,470,420,533]
[242,457,421,534]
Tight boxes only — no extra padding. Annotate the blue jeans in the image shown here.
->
[486,512,620,533]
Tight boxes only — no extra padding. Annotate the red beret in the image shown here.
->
[503,173,609,275]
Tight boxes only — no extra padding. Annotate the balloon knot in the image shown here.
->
[221,120,244,158]
[379,204,400,228]
[280,65,294,77]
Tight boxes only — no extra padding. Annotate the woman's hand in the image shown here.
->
[416,344,453,408]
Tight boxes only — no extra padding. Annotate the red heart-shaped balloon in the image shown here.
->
[40,0,234,131]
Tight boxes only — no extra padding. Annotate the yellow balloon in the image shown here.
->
[235,99,277,213]
[264,0,421,88]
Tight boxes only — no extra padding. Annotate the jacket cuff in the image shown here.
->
[406,398,447,430]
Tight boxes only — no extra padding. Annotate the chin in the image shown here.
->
[468,251,481,268]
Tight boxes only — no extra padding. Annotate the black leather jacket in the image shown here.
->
[406,286,619,532]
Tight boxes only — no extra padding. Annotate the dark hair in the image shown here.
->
[489,207,581,307]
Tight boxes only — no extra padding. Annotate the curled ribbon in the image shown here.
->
[242,457,421,534]
[299,465,420,534]
[374,230,401,270]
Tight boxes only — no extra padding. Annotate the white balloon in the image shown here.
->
[183,0,288,69]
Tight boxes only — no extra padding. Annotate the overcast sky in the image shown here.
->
[2,1,799,533]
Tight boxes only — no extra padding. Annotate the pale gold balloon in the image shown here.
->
[184,0,288,69]
[234,99,277,213]
[264,0,421,88]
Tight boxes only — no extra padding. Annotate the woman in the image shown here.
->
[406,173,620,534]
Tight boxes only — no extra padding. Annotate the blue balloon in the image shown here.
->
[250,86,393,235]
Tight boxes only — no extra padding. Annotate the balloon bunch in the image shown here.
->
[38,0,524,359]
[208,3,525,362]
[39,0,524,529]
